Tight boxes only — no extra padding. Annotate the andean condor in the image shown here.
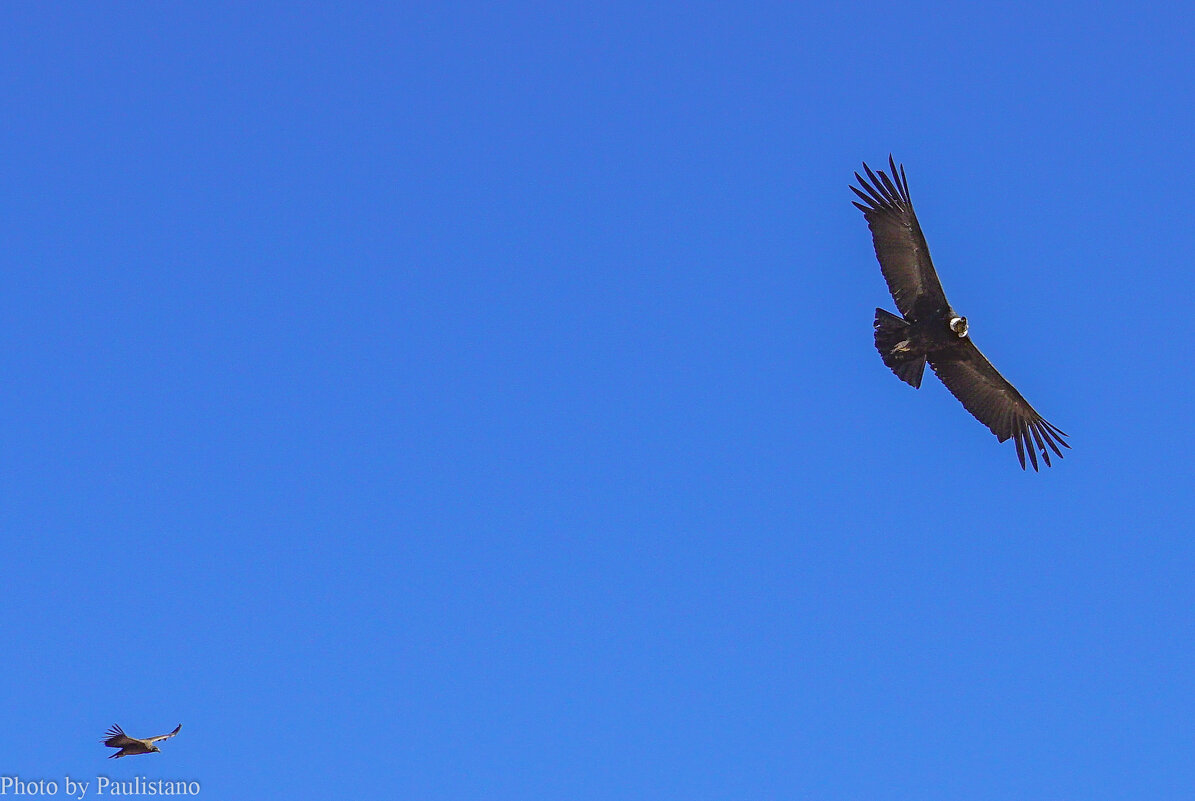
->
[851,156,1069,470]
[102,723,182,758]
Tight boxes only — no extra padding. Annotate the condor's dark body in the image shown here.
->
[872,305,966,391]
[852,157,1069,470]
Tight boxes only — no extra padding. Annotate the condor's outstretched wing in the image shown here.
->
[929,340,1069,471]
[146,724,181,744]
[851,156,948,319]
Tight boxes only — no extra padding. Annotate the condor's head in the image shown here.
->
[949,316,968,337]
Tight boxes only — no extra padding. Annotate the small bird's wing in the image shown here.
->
[929,339,1069,470]
[851,155,950,319]
[146,724,182,744]
[103,725,138,748]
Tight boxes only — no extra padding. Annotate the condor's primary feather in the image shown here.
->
[852,156,1069,470]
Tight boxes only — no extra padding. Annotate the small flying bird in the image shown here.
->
[851,156,1069,470]
[101,723,181,758]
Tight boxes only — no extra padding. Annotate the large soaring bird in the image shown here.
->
[851,156,1068,470]
[101,724,181,758]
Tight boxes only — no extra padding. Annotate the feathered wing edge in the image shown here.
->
[1011,416,1069,472]
[851,155,913,212]
[929,340,1069,471]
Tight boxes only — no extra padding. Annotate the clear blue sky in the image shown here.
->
[1,2,1192,798]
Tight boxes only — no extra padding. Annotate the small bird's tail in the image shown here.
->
[874,308,926,388]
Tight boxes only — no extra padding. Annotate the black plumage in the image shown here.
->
[852,156,1069,470]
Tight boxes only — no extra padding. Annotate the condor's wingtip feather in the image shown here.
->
[852,174,888,209]
[1025,428,1040,471]
[1038,423,1066,458]
[894,157,910,198]
[850,184,878,208]
[876,168,905,206]
[1043,419,1070,445]
[860,157,908,207]
[861,162,889,201]
[1028,423,1049,467]
[1012,418,1069,471]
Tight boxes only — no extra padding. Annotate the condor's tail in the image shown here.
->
[874,308,926,388]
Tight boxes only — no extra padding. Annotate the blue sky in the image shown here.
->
[1,2,1193,798]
